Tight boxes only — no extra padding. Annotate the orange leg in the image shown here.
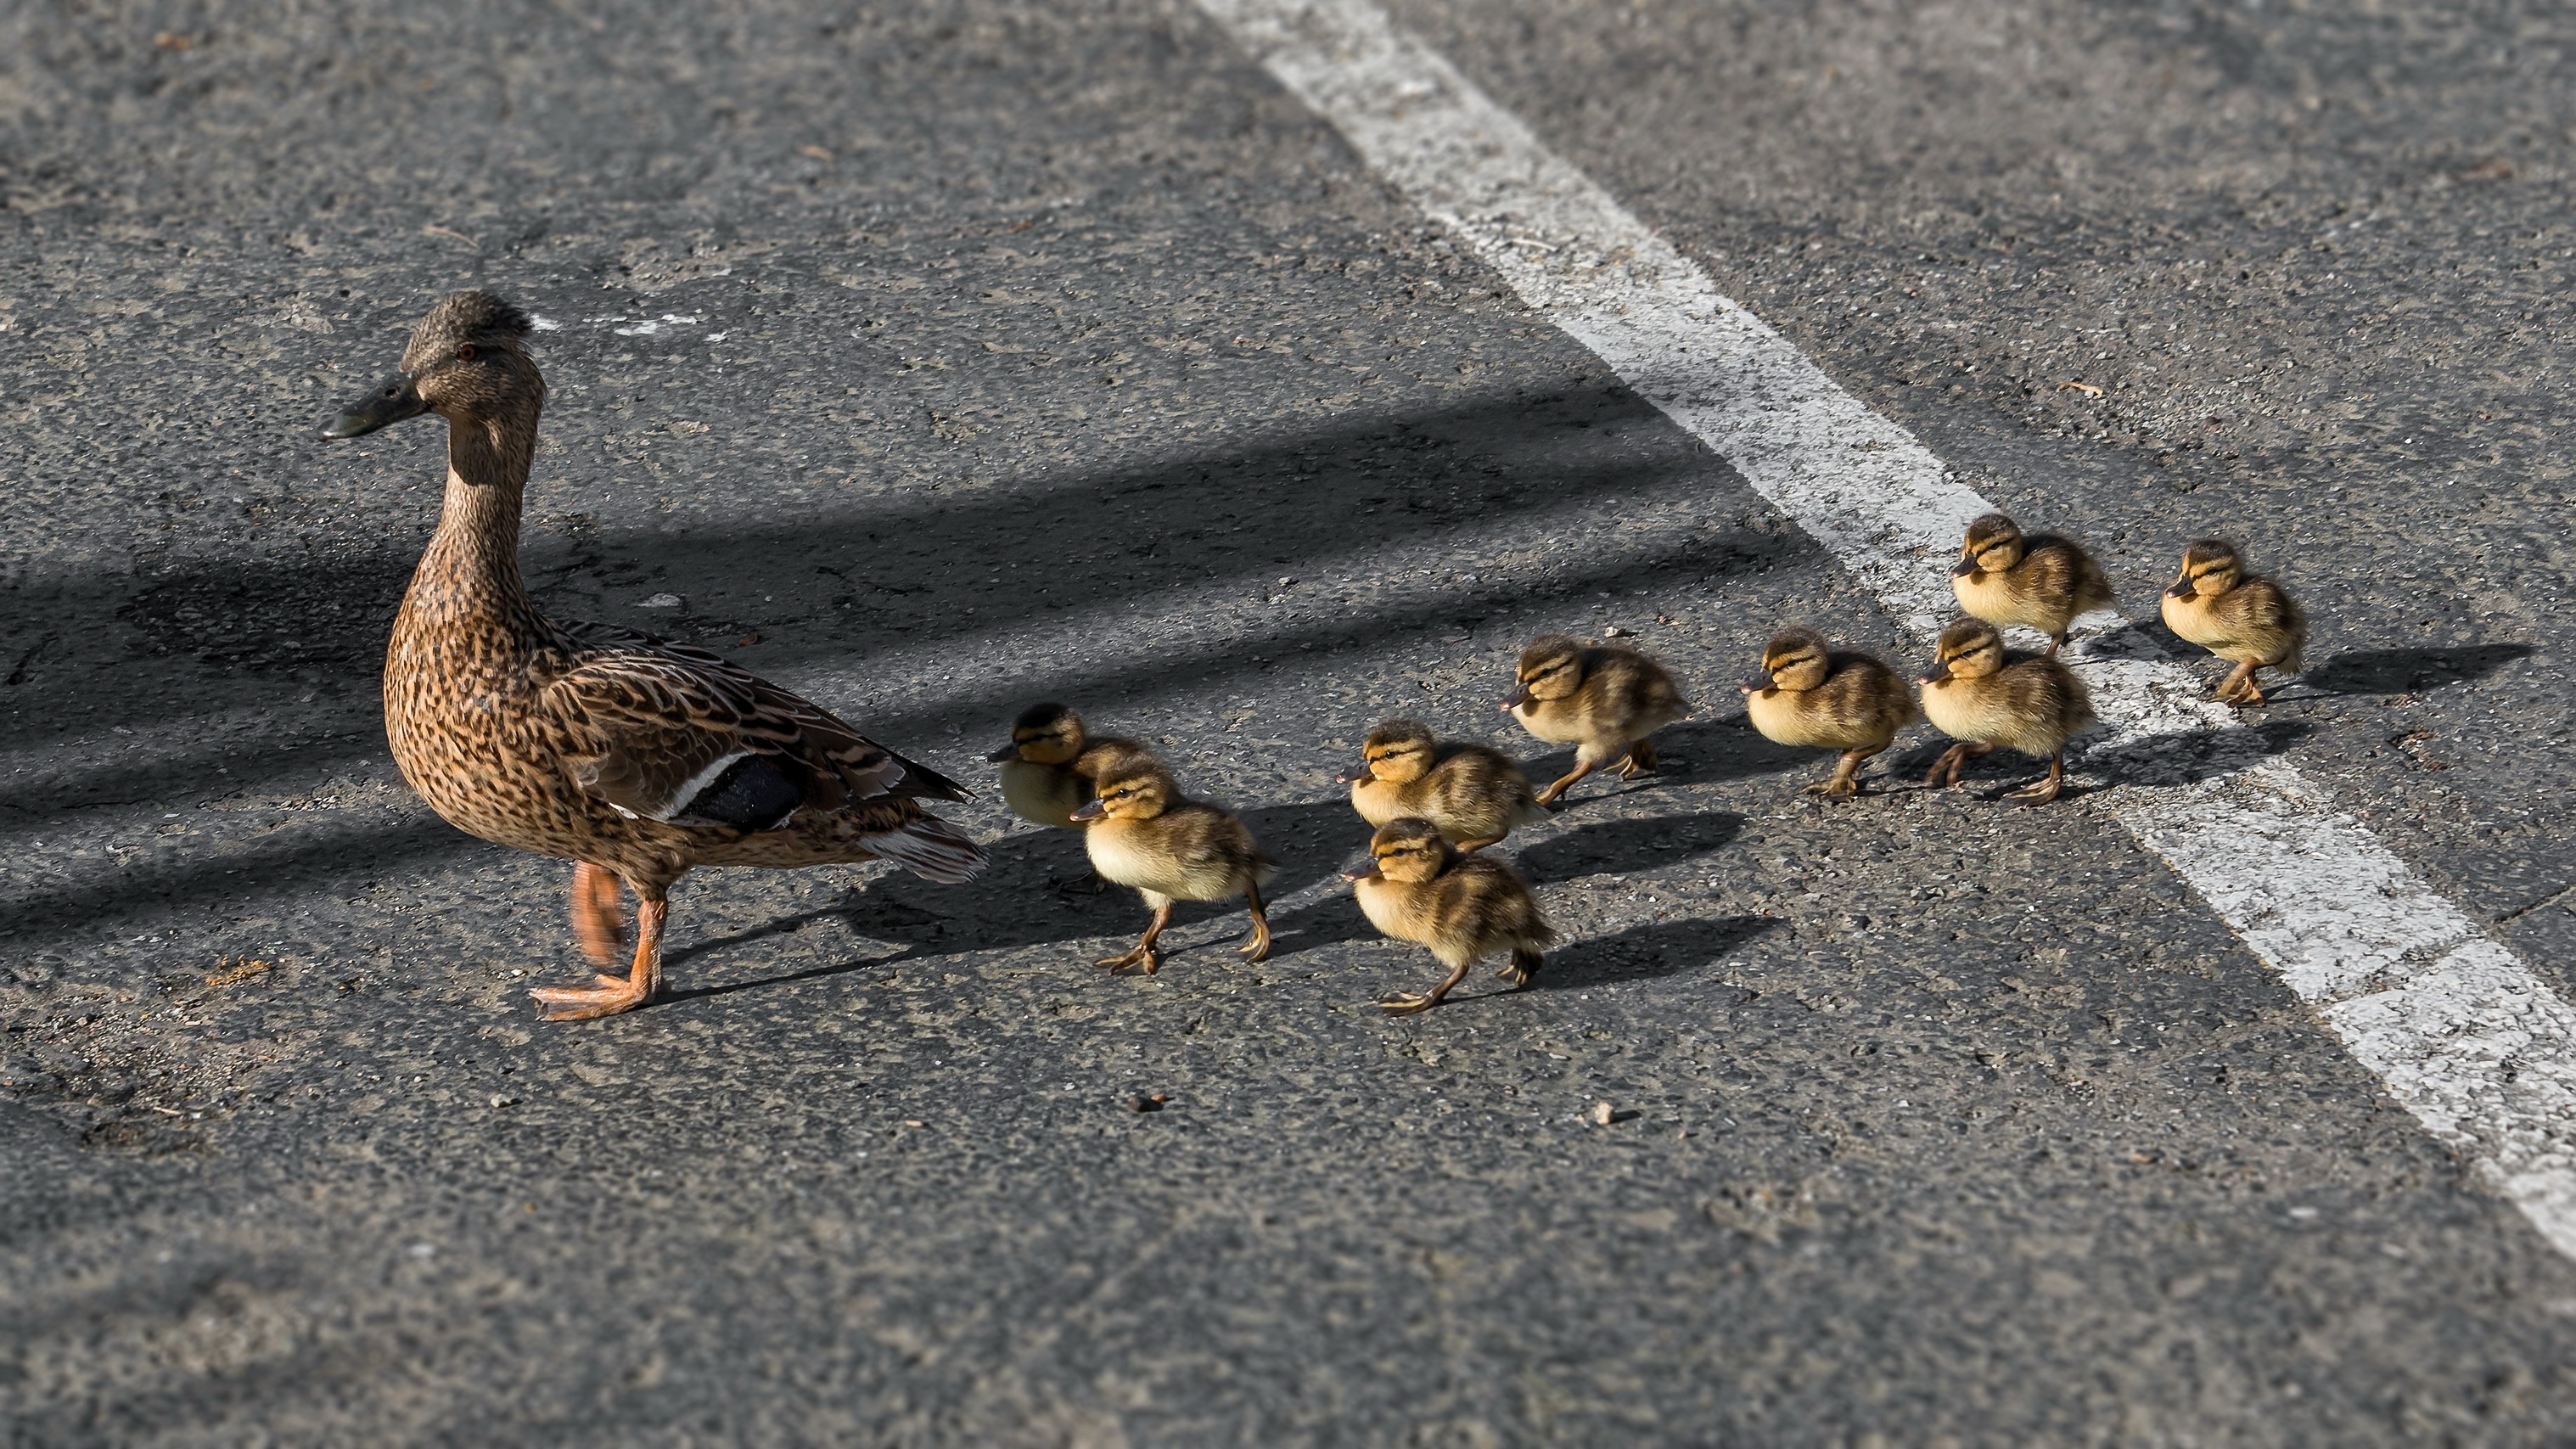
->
[1535,760,1600,806]
[1381,957,1472,1015]
[1810,745,1880,797]
[1925,742,1991,788]
[1240,879,1273,963]
[570,862,626,965]
[531,895,665,1020]
[1095,901,1173,974]
[2008,750,2069,806]
[1497,946,1544,989]
[1617,738,1660,780]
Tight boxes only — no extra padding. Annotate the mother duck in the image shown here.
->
[323,291,983,1019]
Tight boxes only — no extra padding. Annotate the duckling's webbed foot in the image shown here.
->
[1616,739,1660,780]
[1497,947,1544,990]
[1925,743,1983,789]
[1095,902,1173,974]
[1809,750,1867,797]
[1239,883,1273,963]
[1379,959,1472,1015]
[2006,751,2068,806]
[533,897,664,1021]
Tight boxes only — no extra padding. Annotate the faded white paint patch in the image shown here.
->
[1196,0,2576,1258]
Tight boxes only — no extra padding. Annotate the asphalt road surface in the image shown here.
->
[4,1,2573,1443]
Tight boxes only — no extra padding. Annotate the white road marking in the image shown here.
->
[1194,0,2576,1257]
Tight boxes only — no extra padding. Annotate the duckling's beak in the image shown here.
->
[986,743,1024,763]
[321,373,427,438]
[1069,799,1107,822]
[1950,555,1978,578]
[1500,682,1532,710]
[1342,859,1383,882]
[1740,671,1773,694]
[1921,663,1952,684]
[2164,578,2193,599]
[1337,765,1378,785]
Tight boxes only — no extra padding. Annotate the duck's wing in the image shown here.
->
[543,621,968,831]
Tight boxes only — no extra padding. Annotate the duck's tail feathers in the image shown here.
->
[871,814,987,884]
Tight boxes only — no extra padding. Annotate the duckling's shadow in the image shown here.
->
[2082,720,2315,789]
[1521,716,1809,809]
[1512,813,1745,883]
[2304,644,2534,696]
[1518,916,1781,994]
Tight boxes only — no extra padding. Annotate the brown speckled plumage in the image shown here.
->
[1501,633,1692,806]
[2161,538,2309,705]
[1741,626,1919,795]
[337,290,983,1020]
[1347,818,1557,1014]
[1950,512,2116,656]
[1917,618,2096,806]
[1341,718,1546,851]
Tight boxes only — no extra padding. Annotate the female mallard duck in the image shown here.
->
[322,291,983,1020]
[1501,633,1692,806]
[1344,817,1557,1014]
[1918,618,2096,805]
[1069,755,1275,974]
[1339,718,1546,851]
[1950,512,2116,658]
[988,701,1153,828]
[1740,626,1919,796]
[2161,538,2308,705]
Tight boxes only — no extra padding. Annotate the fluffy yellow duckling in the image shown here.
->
[1739,626,1921,796]
[1344,817,1557,1015]
[1950,511,2117,657]
[2161,538,2309,705]
[1917,619,2097,805]
[987,701,1153,828]
[1338,718,1546,851]
[1070,757,1275,974]
[1501,633,1692,806]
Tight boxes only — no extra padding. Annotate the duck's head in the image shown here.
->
[1922,619,2005,683]
[1501,634,1585,710]
[1341,719,1435,785]
[990,701,1087,765]
[2166,538,2243,601]
[323,290,542,439]
[1069,758,1174,823]
[1746,626,1830,694]
[1344,817,1452,885]
[1952,512,2026,577]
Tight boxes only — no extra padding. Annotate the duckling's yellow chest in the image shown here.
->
[2160,591,2246,654]
[1510,699,1588,745]
[1350,777,1420,828]
[1354,877,1434,945]
[1084,817,1237,901]
[1918,677,2018,744]
[1000,761,1086,828]
[1745,688,1846,749]
[1952,567,2056,628]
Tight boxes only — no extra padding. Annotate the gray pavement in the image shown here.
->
[4,1,2573,1443]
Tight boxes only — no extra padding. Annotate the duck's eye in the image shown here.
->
[456,344,477,362]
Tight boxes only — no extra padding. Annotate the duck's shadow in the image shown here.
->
[2304,644,2533,696]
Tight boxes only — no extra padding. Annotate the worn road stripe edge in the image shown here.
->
[1194,0,2576,1258]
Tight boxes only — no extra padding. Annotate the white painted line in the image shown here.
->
[1195,0,2576,1256]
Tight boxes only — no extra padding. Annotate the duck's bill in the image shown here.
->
[1921,666,1952,684]
[1068,799,1107,822]
[986,743,1023,763]
[1741,672,1774,692]
[1500,683,1532,709]
[1336,767,1377,785]
[1341,861,1383,881]
[1950,556,1979,577]
[322,373,427,438]
[2164,580,2193,598]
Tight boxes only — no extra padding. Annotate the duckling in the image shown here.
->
[1501,633,1692,806]
[987,701,1153,828]
[1338,718,1546,851]
[1917,618,2097,805]
[1069,757,1275,974]
[1950,512,2117,657]
[1344,817,1558,1014]
[1740,626,1921,796]
[2161,539,2308,705]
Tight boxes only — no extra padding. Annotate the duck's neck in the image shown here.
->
[410,406,543,631]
